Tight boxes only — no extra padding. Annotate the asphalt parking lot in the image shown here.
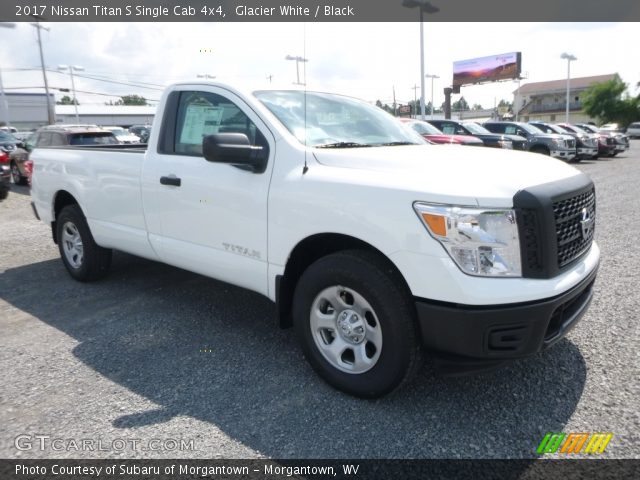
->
[1,143,639,460]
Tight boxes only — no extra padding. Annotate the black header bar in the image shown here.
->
[3,0,640,22]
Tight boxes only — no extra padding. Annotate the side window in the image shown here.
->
[37,132,51,147]
[489,124,506,134]
[50,133,65,146]
[516,128,528,137]
[455,125,467,135]
[174,91,265,156]
[504,126,517,135]
[440,125,456,135]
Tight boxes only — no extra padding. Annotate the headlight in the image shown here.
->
[552,138,565,147]
[414,203,522,277]
[497,139,513,149]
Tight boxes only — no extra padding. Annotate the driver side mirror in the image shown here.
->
[202,133,267,173]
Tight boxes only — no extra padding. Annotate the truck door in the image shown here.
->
[143,86,275,296]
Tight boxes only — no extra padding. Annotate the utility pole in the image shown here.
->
[266,74,273,83]
[30,18,54,125]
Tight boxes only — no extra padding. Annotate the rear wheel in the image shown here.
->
[57,204,112,281]
[293,250,422,398]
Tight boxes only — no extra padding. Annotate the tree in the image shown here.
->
[472,103,483,110]
[106,95,148,106]
[497,99,512,109]
[582,75,639,126]
[57,95,78,105]
[452,97,469,111]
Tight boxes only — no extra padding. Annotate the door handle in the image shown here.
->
[160,175,181,187]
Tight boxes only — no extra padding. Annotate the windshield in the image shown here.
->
[254,90,424,147]
[535,123,566,134]
[577,124,597,133]
[567,125,588,135]
[518,123,544,135]
[0,131,17,142]
[462,122,491,134]
[408,121,442,135]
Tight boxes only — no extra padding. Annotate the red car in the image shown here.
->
[400,118,484,146]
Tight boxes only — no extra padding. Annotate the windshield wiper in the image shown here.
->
[315,142,373,148]
[375,141,419,146]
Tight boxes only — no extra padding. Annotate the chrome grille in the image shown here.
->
[553,189,596,268]
[566,139,576,148]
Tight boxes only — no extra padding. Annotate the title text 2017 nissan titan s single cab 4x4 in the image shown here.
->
[30,83,600,398]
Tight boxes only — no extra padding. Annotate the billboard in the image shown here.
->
[453,52,521,89]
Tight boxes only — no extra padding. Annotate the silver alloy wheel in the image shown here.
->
[61,221,84,269]
[310,285,382,374]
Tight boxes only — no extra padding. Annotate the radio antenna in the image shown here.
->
[302,23,308,175]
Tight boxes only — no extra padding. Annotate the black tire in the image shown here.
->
[10,162,26,185]
[56,204,112,281]
[292,250,422,398]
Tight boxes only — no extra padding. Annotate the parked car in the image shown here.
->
[8,126,119,185]
[561,123,615,157]
[0,165,9,201]
[428,119,527,150]
[400,118,484,146]
[30,82,599,398]
[576,123,628,156]
[530,122,598,160]
[0,131,22,177]
[483,121,577,161]
[599,123,624,133]
[102,126,141,144]
[626,122,640,139]
[129,124,151,143]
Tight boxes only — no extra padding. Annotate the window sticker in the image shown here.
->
[179,103,223,145]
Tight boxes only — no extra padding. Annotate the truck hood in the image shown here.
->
[312,144,582,207]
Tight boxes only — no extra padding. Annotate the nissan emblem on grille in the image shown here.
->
[580,207,595,240]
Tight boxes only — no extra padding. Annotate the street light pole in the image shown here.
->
[561,52,577,124]
[58,65,84,124]
[425,74,439,119]
[0,23,16,128]
[285,55,308,86]
[402,0,439,121]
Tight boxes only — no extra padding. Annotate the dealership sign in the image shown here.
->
[453,52,522,89]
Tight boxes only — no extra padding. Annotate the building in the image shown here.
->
[55,105,156,127]
[513,74,616,123]
[1,92,55,130]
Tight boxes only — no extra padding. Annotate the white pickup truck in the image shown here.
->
[30,82,599,397]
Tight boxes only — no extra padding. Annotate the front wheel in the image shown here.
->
[293,250,422,398]
[56,204,112,281]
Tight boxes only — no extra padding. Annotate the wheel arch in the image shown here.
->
[51,190,81,244]
[276,233,412,328]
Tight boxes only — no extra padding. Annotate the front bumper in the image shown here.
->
[614,143,629,153]
[415,260,598,371]
[550,149,576,160]
[577,147,598,159]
